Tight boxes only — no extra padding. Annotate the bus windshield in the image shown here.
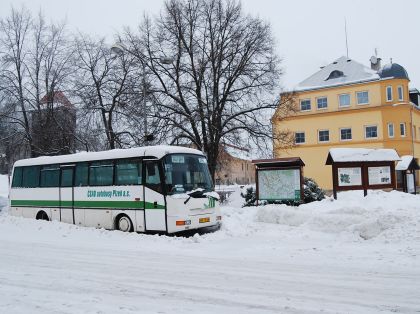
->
[163,154,213,195]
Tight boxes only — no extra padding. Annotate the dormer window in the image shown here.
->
[326,70,344,80]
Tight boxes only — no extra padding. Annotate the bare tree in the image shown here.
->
[0,7,33,156]
[73,34,149,150]
[123,0,294,179]
[0,7,75,158]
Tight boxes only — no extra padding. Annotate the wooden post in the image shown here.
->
[332,164,337,200]
[390,162,396,191]
[300,166,304,203]
[362,164,368,197]
[255,166,259,206]
[402,171,407,193]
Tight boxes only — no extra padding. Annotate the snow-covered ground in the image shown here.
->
[0,174,9,210]
[0,182,419,313]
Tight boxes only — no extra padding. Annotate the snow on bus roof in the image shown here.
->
[14,145,204,167]
[327,148,400,163]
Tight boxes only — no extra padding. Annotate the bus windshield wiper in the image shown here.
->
[184,188,205,204]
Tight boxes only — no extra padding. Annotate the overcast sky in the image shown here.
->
[1,0,419,89]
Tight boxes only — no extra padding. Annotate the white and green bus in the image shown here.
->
[9,145,221,234]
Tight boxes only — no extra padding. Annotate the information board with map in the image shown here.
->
[337,167,362,186]
[258,169,301,200]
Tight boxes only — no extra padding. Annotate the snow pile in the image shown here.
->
[0,175,9,211]
[255,190,420,241]
[0,177,419,312]
[0,174,8,198]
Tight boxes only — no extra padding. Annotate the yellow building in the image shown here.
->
[273,56,420,190]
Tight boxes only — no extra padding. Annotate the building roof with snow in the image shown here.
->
[223,144,255,161]
[326,148,400,164]
[395,155,420,171]
[252,157,305,167]
[295,56,380,92]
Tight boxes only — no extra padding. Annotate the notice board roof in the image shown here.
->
[252,157,305,168]
[396,155,420,171]
[326,148,400,165]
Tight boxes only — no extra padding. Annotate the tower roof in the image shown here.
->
[40,91,72,107]
[378,63,409,80]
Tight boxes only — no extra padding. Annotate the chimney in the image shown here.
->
[370,56,382,71]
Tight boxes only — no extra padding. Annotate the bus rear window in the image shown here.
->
[12,167,23,188]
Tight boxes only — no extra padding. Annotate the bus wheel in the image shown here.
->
[36,211,49,221]
[116,215,133,232]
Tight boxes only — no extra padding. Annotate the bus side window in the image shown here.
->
[145,162,162,193]
[22,166,40,188]
[89,161,114,186]
[40,165,60,187]
[61,168,74,187]
[11,167,23,188]
[138,162,143,185]
[116,160,141,185]
[75,163,89,186]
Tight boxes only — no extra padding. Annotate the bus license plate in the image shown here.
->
[199,217,210,223]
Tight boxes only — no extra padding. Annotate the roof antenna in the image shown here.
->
[344,18,349,58]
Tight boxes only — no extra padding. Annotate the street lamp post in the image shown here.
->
[110,42,173,146]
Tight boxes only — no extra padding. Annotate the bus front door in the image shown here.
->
[144,160,166,232]
[60,166,75,224]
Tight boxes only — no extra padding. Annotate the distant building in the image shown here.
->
[273,56,420,189]
[31,91,76,157]
[215,144,255,185]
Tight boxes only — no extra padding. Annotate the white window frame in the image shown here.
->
[365,125,378,139]
[339,127,352,141]
[400,122,406,137]
[387,123,394,138]
[386,86,393,102]
[316,96,328,110]
[318,129,330,143]
[294,131,305,144]
[300,99,311,112]
[397,85,404,101]
[339,93,351,107]
[356,91,369,105]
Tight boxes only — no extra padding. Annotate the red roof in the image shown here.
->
[40,91,72,107]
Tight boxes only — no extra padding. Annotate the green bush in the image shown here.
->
[241,186,257,207]
[303,177,325,203]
